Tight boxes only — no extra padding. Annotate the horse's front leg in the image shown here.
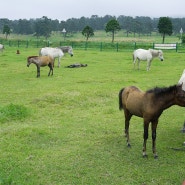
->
[37,66,40,78]
[147,60,151,71]
[58,57,60,67]
[151,120,158,159]
[143,121,149,157]
[137,59,140,70]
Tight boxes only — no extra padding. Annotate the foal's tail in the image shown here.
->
[119,88,125,110]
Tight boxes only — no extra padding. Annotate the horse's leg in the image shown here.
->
[37,66,40,78]
[147,60,151,71]
[143,121,150,157]
[124,109,132,147]
[133,57,136,69]
[48,63,53,76]
[48,64,51,76]
[151,120,158,159]
[137,59,140,70]
[58,57,60,67]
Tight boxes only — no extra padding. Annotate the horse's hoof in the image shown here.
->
[127,143,131,148]
[154,155,158,159]
[143,154,148,158]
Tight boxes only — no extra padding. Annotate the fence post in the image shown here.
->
[116,43,119,52]
[100,42,102,51]
[85,42,87,50]
[134,42,136,50]
[176,43,178,52]
[153,43,155,49]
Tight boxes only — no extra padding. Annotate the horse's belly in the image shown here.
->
[126,103,143,117]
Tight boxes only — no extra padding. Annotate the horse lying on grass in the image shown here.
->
[27,56,54,78]
[133,49,164,71]
[119,84,185,159]
[39,47,64,67]
[65,63,87,68]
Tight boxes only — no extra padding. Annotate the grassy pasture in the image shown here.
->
[0,47,185,185]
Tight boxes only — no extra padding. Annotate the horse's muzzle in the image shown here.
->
[160,59,164,61]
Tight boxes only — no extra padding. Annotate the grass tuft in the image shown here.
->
[0,103,30,123]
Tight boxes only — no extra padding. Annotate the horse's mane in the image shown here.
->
[146,84,177,97]
[27,56,39,60]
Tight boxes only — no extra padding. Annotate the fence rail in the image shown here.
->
[0,39,184,52]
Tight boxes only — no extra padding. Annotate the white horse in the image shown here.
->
[39,47,64,67]
[0,44,4,52]
[133,49,164,71]
[178,69,185,91]
[58,46,73,56]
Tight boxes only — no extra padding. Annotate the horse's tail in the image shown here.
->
[119,88,125,110]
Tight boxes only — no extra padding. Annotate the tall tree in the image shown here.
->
[158,17,173,43]
[105,19,121,42]
[34,16,52,39]
[82,25,94,41]
[3,24,11,39]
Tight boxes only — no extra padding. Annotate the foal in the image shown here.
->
[119,84,185,158]
[27,56,54,77]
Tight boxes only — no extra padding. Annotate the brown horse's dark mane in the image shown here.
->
[146,84,177,97]
[27,56,39,60]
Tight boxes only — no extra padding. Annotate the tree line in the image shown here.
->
[0,15,185,39]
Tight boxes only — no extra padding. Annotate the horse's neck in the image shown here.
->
[31,58,39,65]
[156,93,176,110]
[150,50,158,58]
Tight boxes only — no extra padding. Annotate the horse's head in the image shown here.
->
[27,56,38,67]
[68,47,73,57]
[158,50,164,61]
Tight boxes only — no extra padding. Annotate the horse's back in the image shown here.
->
[40,47,64,58]
[133,49,151,60]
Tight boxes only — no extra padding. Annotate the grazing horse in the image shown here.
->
[133,49,164,71]
[119,84,185,158]
[58,46,73,56]
[39,47,64,67]
[27,56,54,78]
[0,44,4,52]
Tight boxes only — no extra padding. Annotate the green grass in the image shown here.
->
[0,47,185,185]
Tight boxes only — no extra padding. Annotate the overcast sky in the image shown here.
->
[1,0,185,21]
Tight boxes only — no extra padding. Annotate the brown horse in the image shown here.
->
[27,56,54,78]
[119,84,185,159]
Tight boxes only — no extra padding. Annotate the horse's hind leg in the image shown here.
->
[37,66,40,78]
[124,110,132,147]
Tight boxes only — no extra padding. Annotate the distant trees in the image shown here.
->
[1,15,185,42]
[3,25,11,39]
[105,19,121,42]
[158,17,173,43]
[34,16,52,39]
[82,26,94,41]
